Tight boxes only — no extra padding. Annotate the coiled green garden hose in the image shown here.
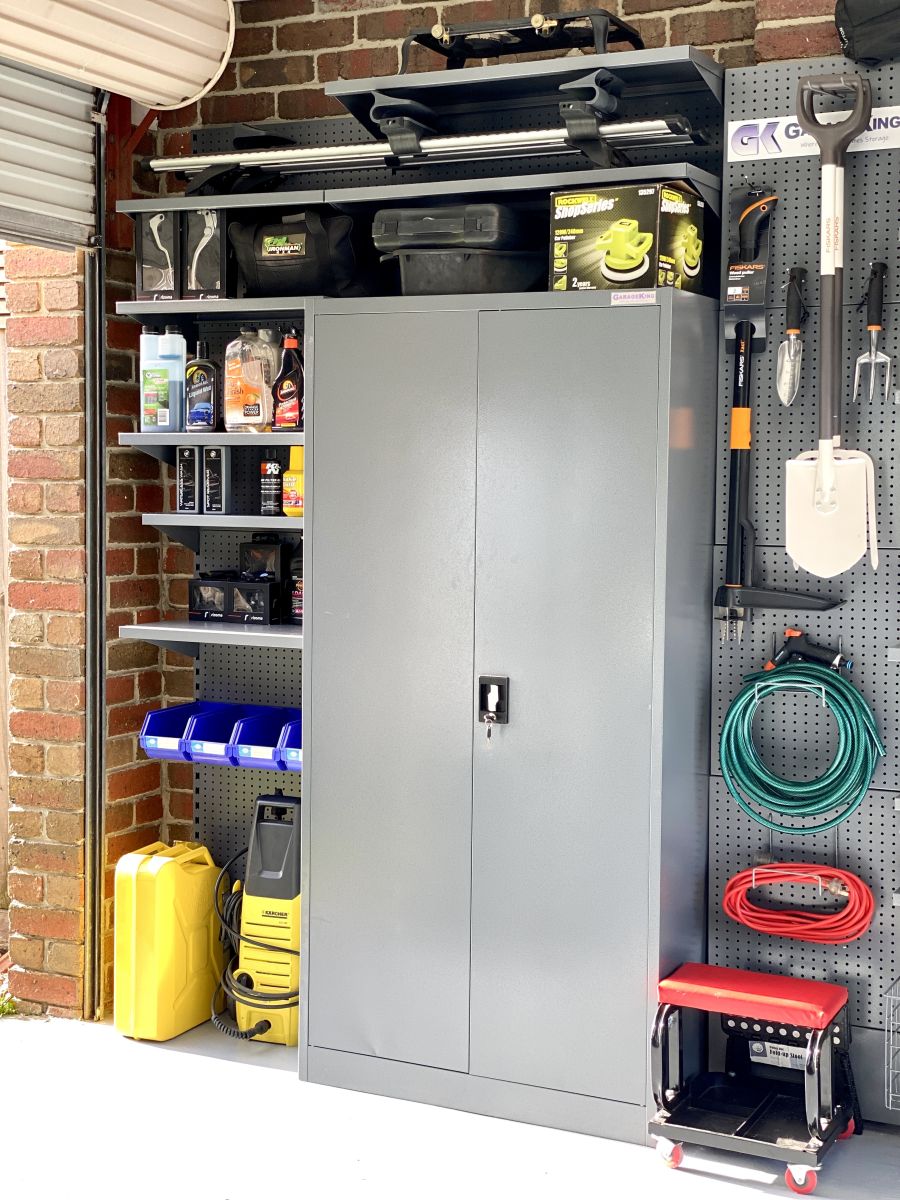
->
[720,662,885,834]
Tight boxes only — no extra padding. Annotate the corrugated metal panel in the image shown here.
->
[0,0,234,110]
[0,61,94,246]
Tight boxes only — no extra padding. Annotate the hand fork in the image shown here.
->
[853,262,891,405]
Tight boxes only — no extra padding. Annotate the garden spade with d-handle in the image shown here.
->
[786,74,877,578]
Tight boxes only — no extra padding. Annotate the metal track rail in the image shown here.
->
[149,116,701,176]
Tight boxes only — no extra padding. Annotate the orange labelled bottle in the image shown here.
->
[283,446,304,518]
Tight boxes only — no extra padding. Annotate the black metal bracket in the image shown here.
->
[559,101,618,169]
[399,9,644,73]
[369,94,438,165]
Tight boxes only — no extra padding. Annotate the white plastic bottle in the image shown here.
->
[140,325,172,431]
[224,328,272,433]
[153,324,186,431]
[258,327,281,390]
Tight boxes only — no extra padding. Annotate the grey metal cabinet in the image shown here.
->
[469,306,660,1100]
[307,309,477,1070]
[306,291,717,1142]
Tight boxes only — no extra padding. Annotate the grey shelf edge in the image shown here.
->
[326,45,724,105]
[120,431,304,465]
[118,620,303,657]
[116,297,312,319]
[327,162,722,216]
[142,512,304,551]
[118,190,327,213]
[115,163,722,219]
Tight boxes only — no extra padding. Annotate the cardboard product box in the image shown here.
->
[549,184,707,294]
[136,211,181,301]
[182,208,231,300]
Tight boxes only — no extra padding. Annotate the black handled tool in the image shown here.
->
[776,267,806,407]
[853,261,891,404]
[715,195,840,640]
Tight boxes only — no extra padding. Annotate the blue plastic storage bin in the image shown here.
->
[227,708,301,770]
[182,703,250,766]
[140,702,212,762]
[276,717,303,772]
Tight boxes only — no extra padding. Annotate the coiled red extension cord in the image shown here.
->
[723,863,875,944]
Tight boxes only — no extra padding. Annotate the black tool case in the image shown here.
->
[373,203,546,294]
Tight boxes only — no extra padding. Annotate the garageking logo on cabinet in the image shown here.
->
[727,106,900,161]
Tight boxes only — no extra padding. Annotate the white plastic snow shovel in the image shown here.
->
[785,74,877,578]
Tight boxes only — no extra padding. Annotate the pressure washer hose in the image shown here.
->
[720,663,884,835]
[723,863,875,943]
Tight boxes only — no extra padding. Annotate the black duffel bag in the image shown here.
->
[836,0,900,65]
[228,210,362,297]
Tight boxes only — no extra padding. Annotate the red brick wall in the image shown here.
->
[4,246,88,1016]
[155,0,841,172]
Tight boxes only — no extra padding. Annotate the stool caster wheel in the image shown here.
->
[837,1117,856,1141]
[655,1138,684,1169]
[785,1166,818,1194]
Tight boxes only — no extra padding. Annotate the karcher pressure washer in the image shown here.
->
[212,790,301,1046]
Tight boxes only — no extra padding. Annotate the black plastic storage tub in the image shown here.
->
[390,248,546,295]
[373,203,546,294]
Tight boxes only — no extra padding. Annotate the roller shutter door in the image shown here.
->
[0,58,94,247]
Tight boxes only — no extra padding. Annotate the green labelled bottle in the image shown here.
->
[185,341,220,430]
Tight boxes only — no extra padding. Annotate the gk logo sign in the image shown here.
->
[727,107,900,162]
[730,121,782,157]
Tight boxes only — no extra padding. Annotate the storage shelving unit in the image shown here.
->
[112,44,727,1102]
[119,430,303,465]
[140,512,303,551]
[117,620,304,656]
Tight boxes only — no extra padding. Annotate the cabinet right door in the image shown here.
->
[469,304,661,1102]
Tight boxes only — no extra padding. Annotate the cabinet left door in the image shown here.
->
[307,308,478,1071]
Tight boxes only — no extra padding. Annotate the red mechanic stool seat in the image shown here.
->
[648,963,861,1195]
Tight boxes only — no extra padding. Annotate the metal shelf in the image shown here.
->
[118,620,303,657]
[328,162,722,217]
[116,297,311,322]
[142,512,303,550]
[326,46,724,138]
[120,431,304,465]
[117,190,326,213]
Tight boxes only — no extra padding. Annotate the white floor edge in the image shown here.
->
[1,1016,897,1200]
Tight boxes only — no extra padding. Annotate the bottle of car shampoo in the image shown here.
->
[185,341,220,430]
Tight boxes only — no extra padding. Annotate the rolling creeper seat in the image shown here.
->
[648,963,862,1194]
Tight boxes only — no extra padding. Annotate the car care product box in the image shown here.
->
[549,183,707,294]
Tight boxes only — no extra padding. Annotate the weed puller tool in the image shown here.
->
[786,74,876,578]
[715,194,839,640]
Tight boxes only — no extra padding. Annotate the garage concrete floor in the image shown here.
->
[1,1016,898,1199]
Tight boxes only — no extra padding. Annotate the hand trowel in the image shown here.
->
[776,266,806,406]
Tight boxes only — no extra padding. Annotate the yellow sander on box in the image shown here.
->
[212,790,301,1045]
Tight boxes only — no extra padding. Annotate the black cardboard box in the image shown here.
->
[182,208,231,300]
[136,211,181,301]
[549,183,707,294]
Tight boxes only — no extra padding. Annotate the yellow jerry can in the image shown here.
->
[114,841,223,1041]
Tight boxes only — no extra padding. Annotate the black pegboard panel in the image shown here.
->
[711,548,900,788]
[709,777,900,1031]
[714,306,900,550]
[193,525,302,872]
[192,84,721,193]
[713,58,900,1108]
[724,57,900,307]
